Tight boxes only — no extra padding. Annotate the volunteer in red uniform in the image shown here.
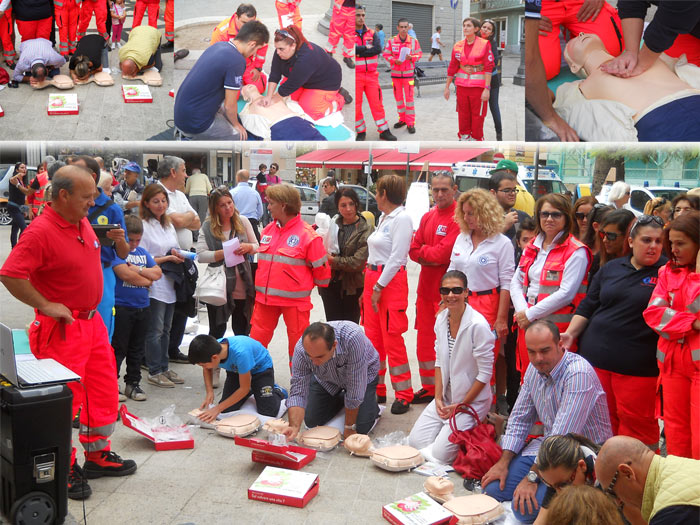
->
[78,0,110,42]
[408,173,460,404]
[326,0,354,68]
[510,193,591,375]
[644,211,700,459]
[11,0,53,42]
[27,167,50,216]
[265,25,348,122]
[363,174,414,415]
[448,189,514,402]
[445,17,494,141]
[209,4,267,93]
[249,183,331,365]
[275,0,302,31]
[0,166,137,501]
[355,5,396,141]
[162,0,174,48]
[0,2,17,67]
[383,18,422,134]
[54,0,80,56]
[132,0,159,29]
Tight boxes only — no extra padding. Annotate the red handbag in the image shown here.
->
[448,404,502,480]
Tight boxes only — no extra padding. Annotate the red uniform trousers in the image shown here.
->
[356,70,389,133]
[28,311,118,464]
[0,8,15,62]
[56,0,80,56]
[595,368,659,447]
[362,268,412,402]
[132,0,159,29]
[392,77,416,126]
[665,34,700,67]
[414,295,439,396]
[276,1,302,30]
[16,17,53,42]
[660,345,700,459]
[326,4,354,58]
[78,0,109,41]
[249,301,310,367]
[456,85,487,141]
[468,291,499,384]
[290,87,345,121]
[164,0,174,42]
[540,0,623,80]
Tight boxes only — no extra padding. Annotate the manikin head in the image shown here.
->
[241,83,263,103]
[564,33,609,78]
[344,434,373,454]
[424,476,454,498]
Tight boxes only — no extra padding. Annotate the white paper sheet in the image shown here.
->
[223,238,244,267]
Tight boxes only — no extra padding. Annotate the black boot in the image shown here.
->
[356,132,366,141]
[343,57,355,69]
[339,87,353,104]
[379,129,397,141]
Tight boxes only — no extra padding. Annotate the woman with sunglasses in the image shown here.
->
[644,211,700,459]
[7,163,34,248]
[597,209,636,268]
[642,196,672,224]
[511,194,591,373]
[571,196,597,242]
[263,25,350,121]
[408,270,494,464]
[562,215,666,450]
[581,204,612,280]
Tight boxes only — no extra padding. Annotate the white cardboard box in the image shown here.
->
[122,84,153,103]
[383,492,454,525]
[47,93,78,115]
[248,466,319,508]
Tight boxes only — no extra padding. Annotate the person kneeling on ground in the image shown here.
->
[188,333,287,423]
[284,321,380,441]
[118,24,163,77]
[69,33,106,81]
[408,270,494,464]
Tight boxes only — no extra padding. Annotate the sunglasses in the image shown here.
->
[574,212,587,220]
[599,230,621,241]
[439,286,465,296]
[275,29,293,40]
[539,211,564,220]
[631,214,664,232]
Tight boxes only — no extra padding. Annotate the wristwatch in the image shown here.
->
[526,470,539,483]
[344,424,356,431]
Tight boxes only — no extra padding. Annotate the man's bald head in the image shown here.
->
[51,165,94,201]
[595,436,654,510]
[236,169,250,183]
[120,58,138,77]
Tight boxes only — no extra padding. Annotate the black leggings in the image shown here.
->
[489,74,502,138]
[207,300,249,339]
[8,203,26,248]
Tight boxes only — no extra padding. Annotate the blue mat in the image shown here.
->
[547,65,579,94]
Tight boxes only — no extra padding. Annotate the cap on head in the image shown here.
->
[124,162,142,174]
[490,159,519,174]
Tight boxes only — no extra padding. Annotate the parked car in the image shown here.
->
[295,185,319,224]
[0,164,38,226]
[596,184,690,217]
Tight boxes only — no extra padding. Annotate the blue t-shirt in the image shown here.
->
[174,41,246,134]
[218,336,273,376]
[114,247,156,308]
[89,188,128,266]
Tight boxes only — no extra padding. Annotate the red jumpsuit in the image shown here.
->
[447,37,494,141]
[383,34,421,127]
[210,14,268,93]
[54,0,79,56]
[644,263,700,459]
[276,0,302,30]
[249,215,330,365]
[326,0,354,58]
[408,202,460,396]
[164,0,174,43]
[355,25,389,135]
[0,205,118,465]
[78,0,109,41]
[26,171,49,216]
[0,7,15,63]
[132,0,159,29]
[540,0,623,80]
[665,34,700,67]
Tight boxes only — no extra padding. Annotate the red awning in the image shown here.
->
[295,149,346,168]
[371,149,438,171]
[408,148,491,169]
[322,149,394,168]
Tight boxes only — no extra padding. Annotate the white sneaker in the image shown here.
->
[110,42,115,50]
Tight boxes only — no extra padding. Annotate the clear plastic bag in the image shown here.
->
[142,405,191,442]
[374,430,410,448]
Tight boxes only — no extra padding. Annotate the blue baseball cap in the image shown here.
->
[124,162,142,174]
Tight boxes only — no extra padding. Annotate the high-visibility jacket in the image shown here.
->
[27,171,49,215]
[355,26,379,74]
[382,34,422,79]
[209,14,267,71]
[644,263,700,371]
[519,234,591,339]
[255,214,331,309]
[448,36,494,88]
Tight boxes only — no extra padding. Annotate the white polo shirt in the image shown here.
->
[448,232,515,292]
[159,182,197,250]
[367,206,413,288]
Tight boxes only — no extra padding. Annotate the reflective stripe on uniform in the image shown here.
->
[257,253,307,266]
[310,255,328,268]
[650,297,669,307]
[255,286,311,299]
[656,349,665,362]
[692,348,700,362]
[545,313,574,324]
[392,379,412,391]
[314,278,330,286]
[655,308,676,332]
[687,295,700,314]
[418,360,435,370]
[390,363,410,375]
[455,72,485,81]
[420,376,435,385]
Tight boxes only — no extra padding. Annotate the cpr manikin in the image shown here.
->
[555,33,700,141]
[343,433,374,457]
[343,434,424,472]
[423,476,454,503]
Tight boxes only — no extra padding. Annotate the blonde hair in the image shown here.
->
[547,485,624,525]
[455,188,504,237]
[208,187,243,241]
[643,196,671,217]
[266,183,301,216]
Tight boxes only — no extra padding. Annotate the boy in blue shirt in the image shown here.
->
[189,334,287,423]
[112,215,162,401]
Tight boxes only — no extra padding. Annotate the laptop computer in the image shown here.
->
[0,322,80,388]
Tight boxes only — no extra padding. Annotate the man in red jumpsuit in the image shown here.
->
[355,5,396,141]
[78,0,109,41]
[0,166,137,501]
[408,173,460,404]
[162,0,174,49]
[326,0,355,69]
[132,0,159,29]
[54,0,80,56]
[0,4,17,67]
[276,0,302,30]
[11,0,53,42]
[383,18,422,134]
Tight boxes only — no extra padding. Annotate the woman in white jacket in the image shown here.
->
[408,270,495,464]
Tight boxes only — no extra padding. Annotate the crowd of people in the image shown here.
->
[2,156,700,523]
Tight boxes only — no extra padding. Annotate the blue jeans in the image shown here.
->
[304,375,379,434]
[145,298,174,376]
[8,202,27,248]
[484,452,548,523]
[97,266,116,341]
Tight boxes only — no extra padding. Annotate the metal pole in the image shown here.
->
[367,144,373,212]
[533,144,540,196]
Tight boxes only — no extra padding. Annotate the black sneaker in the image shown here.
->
[173,49,189,62]
[169,351,189,364]
[407,125,416,134]
[393,121,406,129]
[356,132,366,141]
[161,40,174,50]
[391,398,410,415]
[343,57,355,69]
[83,450,137,479]
[412,388,434,404]
[67,461,92,500]
[339,87,353,104]
[379,129,398,141]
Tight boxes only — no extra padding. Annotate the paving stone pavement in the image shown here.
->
[0,1,174,141]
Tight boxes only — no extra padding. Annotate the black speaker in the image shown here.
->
[0,382,72,525]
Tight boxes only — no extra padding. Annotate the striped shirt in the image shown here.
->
[288,321,380,410]
[501,351,612,457]
[445,320,456,402]
[13,38,66,82]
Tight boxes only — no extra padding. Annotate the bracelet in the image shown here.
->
[373,284,383,292]
[344,424,356,431]
[484,86,491,90]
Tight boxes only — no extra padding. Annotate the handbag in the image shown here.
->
[195,264,227,306]
[448,404,502,480]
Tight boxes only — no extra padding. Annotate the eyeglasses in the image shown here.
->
[541,469,578,491]
[599,230,621,241]
[439,286,465,295]
[631,214,664,234]
[574,212,587,221]
[498,188,519,195]
[625,191,631,196]
[539,211,564,220]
